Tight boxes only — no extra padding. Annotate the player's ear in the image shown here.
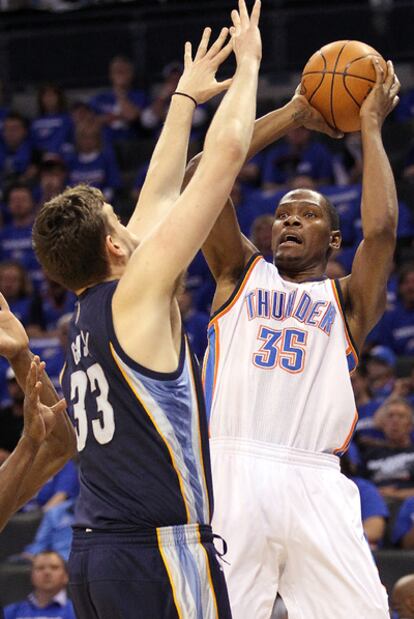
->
[329,230,342,251]
[105,234,124,257]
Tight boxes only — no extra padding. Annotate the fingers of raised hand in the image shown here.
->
[206,27,229,59]
[184,41,193,69]
[238,0,249,27]
[372,58,385,85]
[231,9,241,36]
[391,95,400,112]
[195,27,212,61]
[250,0,261,26]
[26,360,37,397]
[213,37,234,67]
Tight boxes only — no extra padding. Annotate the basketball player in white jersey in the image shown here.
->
[199,60,400,618]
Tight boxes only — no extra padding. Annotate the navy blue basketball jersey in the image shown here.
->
[61,281,213,530]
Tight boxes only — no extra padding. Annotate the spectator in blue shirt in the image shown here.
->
[66,120,120,201]
[23,501,75,562]
[23,459,79,513]
[392,574,414,619]
[0,261,34,328]
[0,184,44,291]
[372,265,414,357]
[4,551,76,619]
[0,113,38,188]
[30,278,75,338]
[141,61,209,144]
[90,55,147,144]
[341,453,389,549]
[366,346,397,400]
[392,497,414,549]
[351,365,384,447]
[35,156,68,207]
[262,126,334,191]
[177,277,209,361]
[31,84,74,157]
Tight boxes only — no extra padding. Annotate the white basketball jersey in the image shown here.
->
[203,255,358,454]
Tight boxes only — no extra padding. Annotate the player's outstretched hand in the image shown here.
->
[177,27,234,105]
[22,357,66,447]
[0,293,29,361]
[360,60,400,126]
[230,0,262,65]
[290,85,344,139]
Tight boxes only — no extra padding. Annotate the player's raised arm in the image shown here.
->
[126,27,233,240]
[339,59,400,350]
[0,358,67,531]
[184,85,342,313]
[116,0,262,306]
[0,293,76,458]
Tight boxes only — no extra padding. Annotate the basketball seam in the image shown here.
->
[330,40,350,131]
[341,53,380,110]
[307,51,327,104]
[302,70,375,85]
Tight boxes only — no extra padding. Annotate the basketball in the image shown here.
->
[301,40,387,133]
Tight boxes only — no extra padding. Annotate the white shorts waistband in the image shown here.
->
[210,437,340,470]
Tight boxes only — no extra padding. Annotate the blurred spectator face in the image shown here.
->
[289,175,316,190]
[351,367,370,400]
[109,57,134,90]
[3,117,27,150]
[8,188,35,222]
[71,102,96,127]
[40,165,67,201]
[76,124,101,154]
[40,86,60,114]
[0,263,25,299]
[381,401,413,444]
[399,269,414,309]
[251,215,274,255]
[392,575,414,619]
[286,127,310,149]
[31,552,68,595]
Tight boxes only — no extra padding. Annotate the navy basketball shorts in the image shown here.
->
[68,523,232,619]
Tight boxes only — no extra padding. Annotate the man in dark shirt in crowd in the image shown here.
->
[361,397,414,500]
[392,574,414,619]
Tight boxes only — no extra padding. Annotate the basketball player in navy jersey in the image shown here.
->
[194,60,400,617]
[32,2,261,617]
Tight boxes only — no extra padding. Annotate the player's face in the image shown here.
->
[272,190,333,272]
[31,553,68,594]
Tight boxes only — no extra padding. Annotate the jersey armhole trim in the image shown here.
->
[107,286,186,382]
[209,253,263,325]
[332,279,359,362]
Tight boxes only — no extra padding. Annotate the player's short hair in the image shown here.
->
[32,184,111,291]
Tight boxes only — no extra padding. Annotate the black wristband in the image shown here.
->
[172,91,197,108]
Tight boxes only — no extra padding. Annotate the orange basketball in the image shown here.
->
[301,40,387,133]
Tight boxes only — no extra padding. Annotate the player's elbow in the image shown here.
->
[212,122,248,169]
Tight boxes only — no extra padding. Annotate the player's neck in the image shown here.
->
[278,265,327,284]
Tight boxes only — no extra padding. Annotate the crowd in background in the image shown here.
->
[0,50,414,613]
